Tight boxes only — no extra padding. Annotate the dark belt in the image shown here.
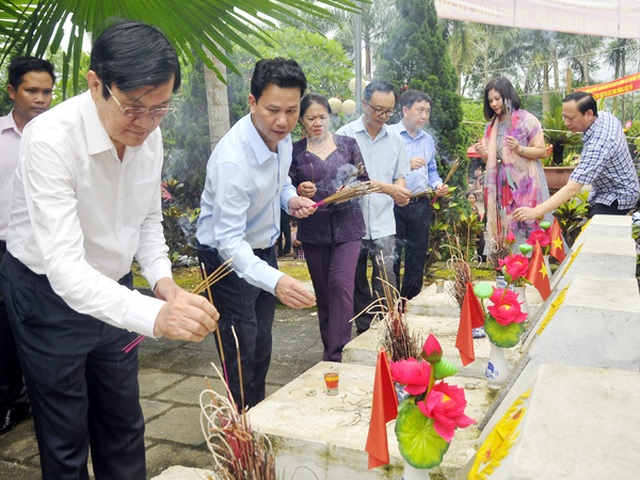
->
[408,196,428,204]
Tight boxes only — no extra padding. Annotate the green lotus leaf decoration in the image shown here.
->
[483,314,525,348]
[395,400,449,469]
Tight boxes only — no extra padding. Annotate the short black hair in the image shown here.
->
[563,91,598,116]
[8,56,55,89]
[399,89,431,111]
[483,77,521,120]
[250,58,307,102]
[90,19,181,99]
[363,80,396,102]
[300,93,331,118]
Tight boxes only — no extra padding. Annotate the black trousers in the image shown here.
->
[0,241,29,414]
[590,200,632,217]
[393,198,432,300]
[0,252,145,480]
[197,245,277,410]
[353,236,397,334]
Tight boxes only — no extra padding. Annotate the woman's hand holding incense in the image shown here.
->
[153,280,219,342]
[288,196,317,219]
[275,274,316,309]
[474,141,487,161]
[297,181,316,198]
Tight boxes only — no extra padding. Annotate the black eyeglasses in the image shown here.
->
[367,101,395,117]
[105,84,175,120]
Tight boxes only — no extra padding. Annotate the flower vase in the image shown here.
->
[513,286,529,315]
[402,461,431,480]
[395,382,410,404]
[485,342,509,388]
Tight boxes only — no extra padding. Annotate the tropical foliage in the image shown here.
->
[0,0,358,95]
[226,26,353,127]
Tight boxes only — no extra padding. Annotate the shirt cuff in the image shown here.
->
[143,259,173,292]
[123,290,164,338]
[281,189,297,214]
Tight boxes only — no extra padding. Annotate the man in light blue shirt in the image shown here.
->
[390,90,448,300]
[336,80,412,333]
[196,58,316,409]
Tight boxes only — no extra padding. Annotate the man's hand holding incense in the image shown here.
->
[153,278,219,342]
[275,274,316,309]
[409,156,427,170]
[288,195,317,219]
[435,183,449,198]
[387,183,412,206]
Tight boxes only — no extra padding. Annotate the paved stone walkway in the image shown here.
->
[0,306,323,479]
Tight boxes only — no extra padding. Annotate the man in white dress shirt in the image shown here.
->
[0,21,218,479]
[0,56,54,436]
[197,58,316,410]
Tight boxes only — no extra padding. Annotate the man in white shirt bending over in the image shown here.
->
[0,20,218,480]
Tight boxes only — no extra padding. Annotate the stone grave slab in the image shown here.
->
[249,361,487,479]
[466,363,640,479]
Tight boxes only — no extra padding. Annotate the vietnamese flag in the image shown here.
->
[366,349,398,469]
[527,241,551,300]
[549,218,566,263]
[456,282,485,366]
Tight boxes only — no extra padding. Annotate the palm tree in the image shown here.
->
[0,1,359,152]
[604,38,639,119]
[0,0,358,94]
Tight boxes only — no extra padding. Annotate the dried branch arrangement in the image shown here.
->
[352,255,421,363]
[200,363,276,480]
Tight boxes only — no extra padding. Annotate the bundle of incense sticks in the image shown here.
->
[200,364,276,479]
[122,259,234,354]
[430,157,462,205]
[311,180,379,208]
[409,187,435,199]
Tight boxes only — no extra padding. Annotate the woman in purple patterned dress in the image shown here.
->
[289,93,369,362]
[474,77,552,263]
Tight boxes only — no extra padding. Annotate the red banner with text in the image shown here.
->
[575,73,640,100]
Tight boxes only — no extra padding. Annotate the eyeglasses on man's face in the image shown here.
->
[366,101,395,117]
[105,83,175,120]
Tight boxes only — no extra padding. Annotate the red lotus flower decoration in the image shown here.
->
[487,288,527,326]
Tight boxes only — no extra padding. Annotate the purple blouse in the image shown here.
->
[290,134,369,244]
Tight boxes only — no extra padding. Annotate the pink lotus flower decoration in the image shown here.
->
[422,334,443,363]
[417,382,477,442]
[487,288,527,326]
[390,358,431,396]
[505,230,516,245]
[498,254,529,284]
[526,229,550,248]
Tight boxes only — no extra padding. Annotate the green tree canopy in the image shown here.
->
[0,0,359,95]
[376,0,466,163]
[227,26,354,126]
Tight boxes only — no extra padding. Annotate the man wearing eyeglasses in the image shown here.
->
[336,80,412,334]
[390,90,448,302]
[0,21,218,479]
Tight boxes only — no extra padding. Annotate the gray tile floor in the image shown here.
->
[0,306,324,479]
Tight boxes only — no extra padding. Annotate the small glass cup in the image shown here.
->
[323,371,339,396]
[435,279,445,293]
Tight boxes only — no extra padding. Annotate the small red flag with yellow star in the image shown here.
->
[527,241,551,300]
[549,218,566,263]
